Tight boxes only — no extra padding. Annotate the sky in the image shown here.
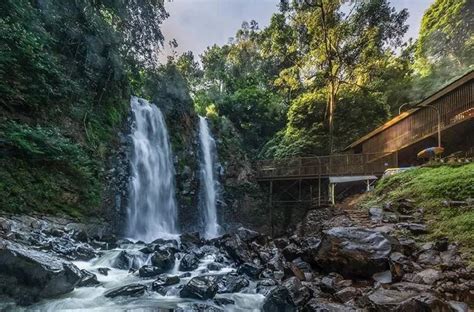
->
[160,0,434,61]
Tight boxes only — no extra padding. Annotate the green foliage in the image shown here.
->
[2,121,90,166]
[361,164,474,261]
[0,0,168,217]
[411,0,473,100]
[415,0,473,75]
[0,0,75,110]
[177,21,288,155]
[0,121,100,217]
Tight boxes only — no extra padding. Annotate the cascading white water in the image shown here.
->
[198,116,220,239]
[127,96,178,242]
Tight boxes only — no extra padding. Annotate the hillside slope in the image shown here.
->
[360,163,474,261]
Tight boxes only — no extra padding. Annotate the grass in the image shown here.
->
[360,163,474,263]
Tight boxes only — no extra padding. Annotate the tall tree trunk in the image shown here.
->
[328,81,336,154]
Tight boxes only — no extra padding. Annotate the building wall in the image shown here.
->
[360,77,473,156]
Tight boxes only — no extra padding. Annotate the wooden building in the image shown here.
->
[345,70,474,166]
[256,71,473,218]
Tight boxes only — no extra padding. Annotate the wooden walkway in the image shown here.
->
[256,152,397,181]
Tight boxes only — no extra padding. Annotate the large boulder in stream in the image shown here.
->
[150,249,175,272]
[179,252,200,271]
[112,250,148,270]
[138,265,163,278]
[314,227,392,278]
[180,275,219,300]
[104,283,147,298]
[217,273,249,293]
[0,239,82,305]
[78,269,100,287]
[220,234,252,264]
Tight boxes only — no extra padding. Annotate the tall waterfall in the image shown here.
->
[198,116,220,239]
[126,96,178,242]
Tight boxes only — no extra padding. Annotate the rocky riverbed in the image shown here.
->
[0,209,472,311]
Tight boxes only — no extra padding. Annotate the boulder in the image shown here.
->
[112,250,148,270]
[274,238,290,249]
[282,243,302,261]
[214,297,235,306]
[207,262,224,271]
[97,267,110,276]
[150,249,175,272]
[397,223,428,235]
[262,286,297,312]
[369,208,384,221]
[180,232,202,249]
[217,273,249,293]
[365,286,453,311]
[151,238,179,249]
[139,245,155,254]
[237,262,263,279]
[48,239,97,261]
[335,287,359,303]
[372,270,393,284]
[220,235,252,264]
[283,277,312,306]
[256,278,278,295]
[300,237,321,265]
[175,304,223,312]
[389,252,413,281]
[417,249,442,267]
[151,274,180,294]
[314,227,391,278]
[104,283,147,298]
[152,274,180,287]
[179,252,199,271]
[0,239,82,305]
[236,227,261,242]
[180,275,219,300]
[290,262,306,281]
[138,265,163,278]
[78,269,100,287]
[414,269,444,285]
[303,299,357,312]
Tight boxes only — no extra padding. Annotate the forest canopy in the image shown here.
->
[170,0,473,158]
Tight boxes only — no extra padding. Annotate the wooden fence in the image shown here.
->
[256,152,397,180]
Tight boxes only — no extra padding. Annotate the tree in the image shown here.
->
[280,0,408,152]
[415,0,473,76]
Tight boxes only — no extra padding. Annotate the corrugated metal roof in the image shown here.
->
[329,175,377,183]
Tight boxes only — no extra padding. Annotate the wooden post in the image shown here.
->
[318,176,321,207]
[329,183,335,205]
[298,179,302,202]
[269,181,273,237]
[333,184,336,205]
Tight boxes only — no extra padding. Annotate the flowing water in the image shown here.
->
[127,97,178,242]
[18,100,265,311]
[24,243,265,311]
[198,116,220,239]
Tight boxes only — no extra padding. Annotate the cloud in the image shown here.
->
[159,0,434,63]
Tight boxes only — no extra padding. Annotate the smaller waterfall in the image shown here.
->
[127,96,178,242]
[198,116,220,239]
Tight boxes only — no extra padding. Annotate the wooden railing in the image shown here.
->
[256,152,397,180]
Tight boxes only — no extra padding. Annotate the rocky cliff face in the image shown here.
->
[102,114,132,235]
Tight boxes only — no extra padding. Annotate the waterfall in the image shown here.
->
[126,96,178,242]
[198,116,220,239]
